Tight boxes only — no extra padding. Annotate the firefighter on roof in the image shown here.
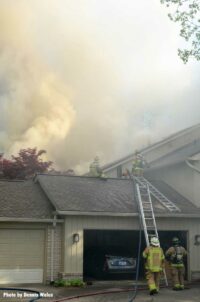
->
[165,237,187,290]
[89,156,105,178]
[143,237,165,295]
[132,151,145,177]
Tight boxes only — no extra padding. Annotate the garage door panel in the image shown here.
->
[0,269,43,284]
[0,229,45,283]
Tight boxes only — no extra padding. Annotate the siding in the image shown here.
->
[64,216,200,281]
[64,216,139,278]
[148,162,200,207]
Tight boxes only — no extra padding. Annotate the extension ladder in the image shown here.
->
[134,176,180,212]
[135,178,168,286]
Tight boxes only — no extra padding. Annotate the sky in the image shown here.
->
[0,0,199,173]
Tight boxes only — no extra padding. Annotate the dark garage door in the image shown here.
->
[83,230,144,281]
[83,229,187,281]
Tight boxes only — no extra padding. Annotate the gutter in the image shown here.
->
[56,210,138,217]
[0,217,64,223]
[185,159,200,174]
[55,210,200,218]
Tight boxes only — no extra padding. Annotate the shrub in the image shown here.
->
[53,279,69,287]
[68,279,85,287]
[53,278,85,287]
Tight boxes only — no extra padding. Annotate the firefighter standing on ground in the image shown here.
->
[165,237,187,290]
[143,237,165,295]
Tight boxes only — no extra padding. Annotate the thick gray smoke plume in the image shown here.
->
[0,0,200,173]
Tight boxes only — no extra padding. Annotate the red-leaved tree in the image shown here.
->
[1,148,53,179]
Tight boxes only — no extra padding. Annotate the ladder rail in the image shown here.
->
[146,185,159,239]
[135,180,168,286]
[134,176,181,212]
[136,183,158,246]
[136,184,149,246]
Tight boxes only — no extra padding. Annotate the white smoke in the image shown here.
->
[0,0,200,174]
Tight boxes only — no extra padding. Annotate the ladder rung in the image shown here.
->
[135,176,173,286]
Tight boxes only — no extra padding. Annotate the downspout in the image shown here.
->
[50,215,57,282]
[185,159,200,174]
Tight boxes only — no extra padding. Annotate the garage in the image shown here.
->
[83,229,187,281]
[83,229,145,281]
[0,229,45,284]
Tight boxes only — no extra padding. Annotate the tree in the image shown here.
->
[161,0,200,63]
[1,148,52,179]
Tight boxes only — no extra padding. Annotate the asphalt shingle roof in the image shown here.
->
[36,174,200,216]
[0,179,54,218]
[37,175,136,213]
[148,179,200,214]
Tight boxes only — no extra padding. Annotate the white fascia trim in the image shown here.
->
[156,214,200,218]
[103,125,200,172]
[56,211,200,218]
[56,211,138,217]
[185,159,200,174]
[0,217,64,223]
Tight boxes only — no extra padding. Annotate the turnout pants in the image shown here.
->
[146,271,161,292]
[132,167,144,177]
[171,266,185,289]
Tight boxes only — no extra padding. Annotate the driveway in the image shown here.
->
[0,283,199,302]
[65,287,200,302]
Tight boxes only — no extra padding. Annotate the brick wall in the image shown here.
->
[46,224,63,282]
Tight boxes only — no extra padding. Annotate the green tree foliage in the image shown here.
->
[1,148,52,179]
[161,0,200,63]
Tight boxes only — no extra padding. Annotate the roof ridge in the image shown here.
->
[0,179,25,183]
[36,173,131,181]
[102,122,200,170]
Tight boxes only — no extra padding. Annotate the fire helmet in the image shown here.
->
[172,237,180,245]
[150,237,160,247]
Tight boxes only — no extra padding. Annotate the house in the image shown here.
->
[1,173,199,284]
[35,174,200,282]
[0,123,200,284]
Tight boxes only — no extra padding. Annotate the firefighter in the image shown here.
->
[165,237,187,290]
[89,157,106,178]
[132,152,145,177]
[143,237,165,295]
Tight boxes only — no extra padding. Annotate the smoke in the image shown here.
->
[0,0,200,173]
[0,1,75,161]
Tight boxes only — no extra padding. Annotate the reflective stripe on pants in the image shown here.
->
[146,271,161,291]
[171,266,185,288]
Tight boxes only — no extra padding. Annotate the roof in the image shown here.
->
[36,174,200,217]
[102,123,200,172]
[147,179,199,215]
[0,179,55,219]
[37,174,135,213]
